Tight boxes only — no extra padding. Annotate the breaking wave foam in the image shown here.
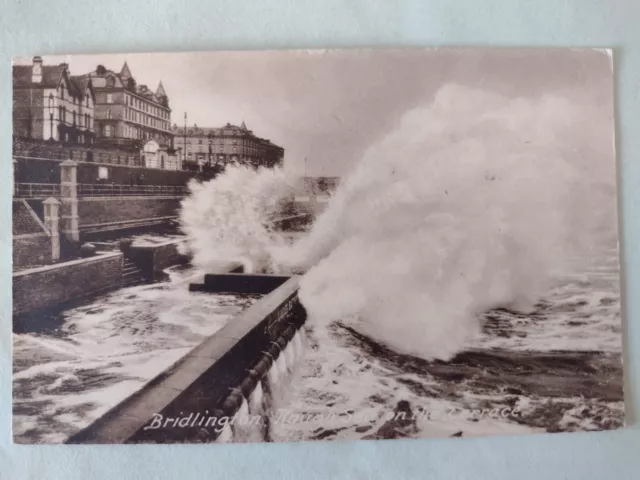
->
[181,84,617,362]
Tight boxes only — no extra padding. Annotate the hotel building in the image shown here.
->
[172,121,284,170]
[13,57,96,144]
[84,62,173,148]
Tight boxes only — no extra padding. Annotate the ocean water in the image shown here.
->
[268,244,623,442]
[176,84,622,441]
[12,266,258,444]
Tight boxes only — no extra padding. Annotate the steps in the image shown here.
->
[122,258,146,286]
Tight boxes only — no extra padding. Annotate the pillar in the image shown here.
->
[43,197,61,262]
[60,159,79,242]
[12,158,17,197]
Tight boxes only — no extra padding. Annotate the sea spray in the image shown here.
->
[177,84,616,362]
[282,84,616,361]
[179,165,295,273]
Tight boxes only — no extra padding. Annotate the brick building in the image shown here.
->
[13,57,96,144]
[172,121,284,171]
[84,62,173,149]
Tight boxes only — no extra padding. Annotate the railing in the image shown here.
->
[77,184,189,197]
[14,183,189,198]
[14,183,61,198]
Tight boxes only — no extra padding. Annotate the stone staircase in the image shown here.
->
[122,257,146,287]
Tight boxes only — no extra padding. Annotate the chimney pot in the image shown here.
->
[32,56,43,83]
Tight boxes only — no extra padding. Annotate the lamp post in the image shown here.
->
[208,131,213,168]
[183,111,187,166]
[48,93,54,141]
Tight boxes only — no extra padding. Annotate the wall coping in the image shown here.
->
[130,238,186,249]
[12,251,123,278]
[78,196,184,201]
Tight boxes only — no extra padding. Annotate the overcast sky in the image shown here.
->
[15,49,612,176]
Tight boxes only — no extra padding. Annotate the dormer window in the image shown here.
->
[106,76,115,88]
[60,86,65,100]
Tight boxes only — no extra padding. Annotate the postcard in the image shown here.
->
[12,48,623,444]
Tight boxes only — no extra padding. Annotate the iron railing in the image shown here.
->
[14,183,61,198]
[14,183,188,198]
[76,184,188,197]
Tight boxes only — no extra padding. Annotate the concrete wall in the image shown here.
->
[78,196,181,233]
[13,251,123,316]
[67,275,304,444]
[125,239,189,279]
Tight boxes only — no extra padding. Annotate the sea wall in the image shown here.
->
[67,274,305,444]
[125,239,189,280]
[13,252,123,316]
[78,197,182,234]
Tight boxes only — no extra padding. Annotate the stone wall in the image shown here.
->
[13,234,51,270]
[14,156,196,186]
[13,252,123,316]
[78,197,181,233]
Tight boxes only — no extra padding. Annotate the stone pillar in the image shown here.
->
[60,160,79,242]
[43,197,61,262]
[12,158,17,196]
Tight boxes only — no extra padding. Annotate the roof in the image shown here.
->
[156,81,166,97]
[13,64,65,89]
[13,64,93,101]
[86,62,168,107]
[172,122,257,135]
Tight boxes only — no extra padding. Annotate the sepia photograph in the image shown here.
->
[11,47,623,444]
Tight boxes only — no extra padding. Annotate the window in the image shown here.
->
[85,113,89,127]
[106,108,112,119]
[106,93,113,104]
[106,76,115,88]
[104,125,112,137]
[98,166,109,179]
[58,106,65,123]
[60,86,64,100]
[86,96,90,107]
[125,96,128,105]
[72,112,76,125]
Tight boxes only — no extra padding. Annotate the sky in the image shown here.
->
[14,48,613,177]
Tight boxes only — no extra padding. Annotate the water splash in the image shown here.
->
[179,165,295,273]
[283,85,616,361]
[179,84,616,362]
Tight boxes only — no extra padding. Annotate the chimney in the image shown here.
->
[31,56,43,83]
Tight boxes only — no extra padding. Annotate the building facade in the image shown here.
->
[172,122,284,171]
[85,62,173,148]
[142,140,181,171]
[13,57,96,144]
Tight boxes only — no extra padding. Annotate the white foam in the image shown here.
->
[249,381,264,414]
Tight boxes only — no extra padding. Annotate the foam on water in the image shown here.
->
[13,265,258,443]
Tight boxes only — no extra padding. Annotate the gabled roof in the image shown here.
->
[70,75,95,100]
[13,64,66,89]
